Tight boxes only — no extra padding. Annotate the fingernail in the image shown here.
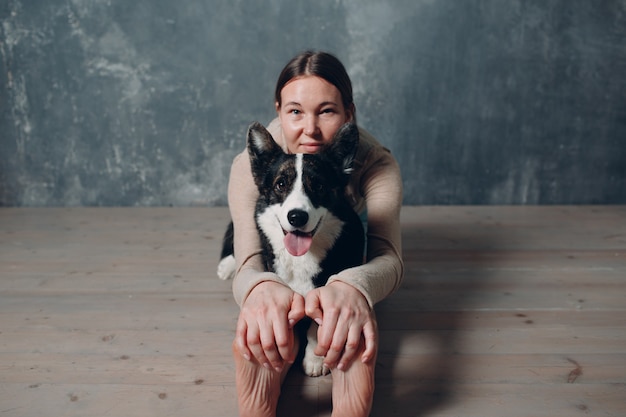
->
[263,362,271,370]
[243,353,251,361]
[314,318,323,326]
[288,319,295,328]
[274,366,283,373]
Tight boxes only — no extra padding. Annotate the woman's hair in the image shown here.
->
[274,51,354,114]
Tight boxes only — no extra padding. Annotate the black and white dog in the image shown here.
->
[217,121,365,376]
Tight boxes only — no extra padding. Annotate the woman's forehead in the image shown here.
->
[280,76,342,105]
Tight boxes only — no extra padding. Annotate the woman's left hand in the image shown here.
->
[305,281,377,371]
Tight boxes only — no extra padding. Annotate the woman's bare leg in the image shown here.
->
[232,339,295,417]
[330,336,377,417]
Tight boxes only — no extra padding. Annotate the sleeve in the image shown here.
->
[326,147,404,307]
[228,150,288,306]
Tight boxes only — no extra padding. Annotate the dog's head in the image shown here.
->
[247,121,359,256]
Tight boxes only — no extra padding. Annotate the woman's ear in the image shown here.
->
[346,103,356,122]
[275,101,281,114]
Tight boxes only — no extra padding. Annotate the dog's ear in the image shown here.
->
[247,121,282,187]
[325,123,359,176]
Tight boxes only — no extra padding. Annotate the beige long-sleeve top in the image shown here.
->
[228,118,404,308]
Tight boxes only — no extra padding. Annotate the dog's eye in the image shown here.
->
[275,179,286,192]
[304,178,327,198]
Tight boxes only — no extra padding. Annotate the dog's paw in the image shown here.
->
[217,255,236,280]
[303,345,330,377]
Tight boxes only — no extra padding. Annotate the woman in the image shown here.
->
[228,51,403,417]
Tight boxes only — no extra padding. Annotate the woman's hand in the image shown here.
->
[235,281,305,372]
[305,281,377,371]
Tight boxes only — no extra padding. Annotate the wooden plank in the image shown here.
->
[1,310,624,355]
[369,383,626,417]
[3,294,625,331]
[0,383,238,417]
[0,382,623,417]
[2,350,624,386]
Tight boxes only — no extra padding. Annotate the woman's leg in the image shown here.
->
[330,331,377,417]
[232,338,296,417]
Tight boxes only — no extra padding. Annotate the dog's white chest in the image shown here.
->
[273,250,322,296]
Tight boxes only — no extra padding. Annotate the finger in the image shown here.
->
[305,291,324,326]
[288,293,306,328]
[235,317,251,361]
[314,306,340,358]
[361,319,378,363]
[258,320,283,371]
[272,318,294,367]
[323,319,348,369]
[337,323,363,371]
[246,321,270,367]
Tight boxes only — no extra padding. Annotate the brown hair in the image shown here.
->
[274,51,355,117]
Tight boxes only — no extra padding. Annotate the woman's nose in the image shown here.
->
[303,115,319,136]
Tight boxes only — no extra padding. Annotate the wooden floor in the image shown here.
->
[1,206,625,417]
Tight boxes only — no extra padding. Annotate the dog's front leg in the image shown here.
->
[302,322,330,377]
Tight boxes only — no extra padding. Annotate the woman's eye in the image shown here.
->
[289,109,301,115]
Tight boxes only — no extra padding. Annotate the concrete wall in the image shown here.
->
[1,0,625,206]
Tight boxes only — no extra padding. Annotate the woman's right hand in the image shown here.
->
[235,280,305,372]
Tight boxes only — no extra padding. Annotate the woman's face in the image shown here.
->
[276,75,353,154]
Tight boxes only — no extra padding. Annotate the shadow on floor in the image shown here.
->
[371,222,499,416]
[277,221,501,416]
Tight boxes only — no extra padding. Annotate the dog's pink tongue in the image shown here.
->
[284,232,312,257]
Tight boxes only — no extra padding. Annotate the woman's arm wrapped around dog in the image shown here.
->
[328,136,404,306]
[228,150,285,306]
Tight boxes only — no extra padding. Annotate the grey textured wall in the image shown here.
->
[1,0,625,206]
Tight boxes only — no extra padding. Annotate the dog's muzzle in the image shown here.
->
[282,209,322,257]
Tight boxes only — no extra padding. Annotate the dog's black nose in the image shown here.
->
[287,210,309,228]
